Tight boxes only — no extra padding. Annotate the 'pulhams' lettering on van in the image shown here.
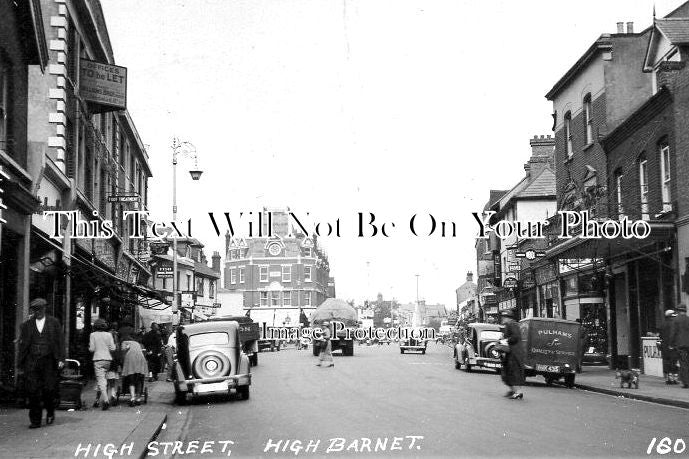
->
[537,329,573,340]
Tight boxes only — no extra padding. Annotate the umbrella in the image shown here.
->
[311,299,357,325]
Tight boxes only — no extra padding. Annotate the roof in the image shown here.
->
[516,168,556,199]
[152,254,194,268]
[655,18,689,44]
[194,262,220,279]
[545,36,613,100]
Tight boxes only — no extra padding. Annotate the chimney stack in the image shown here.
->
[212,251,221,273]
[617,22,624,33]
[525,135,555,178]
[627,22,634,34]
[467,271,474,283]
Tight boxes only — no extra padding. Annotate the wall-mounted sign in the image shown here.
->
[107,194,139,203]
[94,239,117,272]
[79,59,127,111]
[503,277,519,289]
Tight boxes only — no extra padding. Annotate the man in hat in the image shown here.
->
[671,304,689,388]
[499,309,524,399]
[17,298,65,428]
[661,309,678,384]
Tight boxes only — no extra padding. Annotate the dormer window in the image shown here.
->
[564,111,573,158]
[303,247,312,257]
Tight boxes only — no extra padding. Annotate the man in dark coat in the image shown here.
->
[661,309,678,384]
[17,298,65,428]
[500,309,525,399]
[671,304,689,388]
[141,322,163,381]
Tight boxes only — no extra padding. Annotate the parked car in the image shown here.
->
[454,323,503,372]
[172,320,251,404]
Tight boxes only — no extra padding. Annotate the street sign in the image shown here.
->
[108,194,140,203]
[158,266,173,273]
[156,273,173,279]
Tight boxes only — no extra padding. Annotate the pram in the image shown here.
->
[57,359,85,410]
[115,372,149,405]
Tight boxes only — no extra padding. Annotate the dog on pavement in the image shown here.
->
[615,369,640,389]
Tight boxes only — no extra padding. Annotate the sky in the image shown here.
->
[100,0,685,310]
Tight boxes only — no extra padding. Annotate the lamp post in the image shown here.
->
[171,138,202,325]
[414,274,420,327]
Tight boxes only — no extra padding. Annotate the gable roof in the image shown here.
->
[517,168,556,199]
[656,18,689,44]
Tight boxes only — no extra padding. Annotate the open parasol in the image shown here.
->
[310,298,357,326]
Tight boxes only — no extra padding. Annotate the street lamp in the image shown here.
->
[414,274,420,327]
[171,138,202,325]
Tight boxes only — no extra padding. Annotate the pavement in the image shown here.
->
[572,365,689,409]
[0,374,173,459]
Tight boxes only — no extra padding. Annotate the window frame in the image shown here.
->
[638,156,649,220]
[271,291,280,307]
[659,141,672,211]
[283,290,291,307]
[259,266,269,282]
[230,268,237,285]
[304,266,312,282]
[583,94,593,145]
[260,291,268,307]
[239,267,245,284]
[282,265,291,283]
[615,169,624,218]
[564,111,573,158]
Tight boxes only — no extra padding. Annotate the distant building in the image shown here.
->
[223,208,334,327]
[455,272,477,311]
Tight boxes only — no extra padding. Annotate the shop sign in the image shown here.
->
[535,262,557,284]
[503,277,519,289]
[559,258,599,274]
[79,59,127,110]
[521,272,536,289]
[116,255,130,280]
[0,166,7,250]
[94,239,117,271]
[107,194,139,203]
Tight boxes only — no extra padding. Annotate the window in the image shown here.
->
[186,274,192,291]
[304,266,312,282]
[209,281,215,299]
[614,169,624,218]
[197,278,204,297]
[564,111,573,158]
[660,142,672,211]
[282,265,291,282]
[303,292,311,307]
[260,266,268,282]
[303,247,312,257]
[0,60,8,151]
[162,277,167,290]
[583,94,593,145]
[283,291,291,307]
[639,157,649,220]
[271,291,280,306]
[239,267,245,283]
[260,291,268,306]
[230,268,236,284]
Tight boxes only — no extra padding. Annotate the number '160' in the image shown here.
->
[647,437,686,455]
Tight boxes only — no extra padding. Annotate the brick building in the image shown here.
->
[475,190,507,321]
[223,209,334,327]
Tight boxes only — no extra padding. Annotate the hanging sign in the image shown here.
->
[79,59,127,111]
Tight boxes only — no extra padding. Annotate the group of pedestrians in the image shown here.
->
[661,304,689,388]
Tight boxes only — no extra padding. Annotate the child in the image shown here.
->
[120,330,148,406]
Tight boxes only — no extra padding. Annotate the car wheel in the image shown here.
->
[544,376,555,386]
[237,385,250,400]
[454,358,461,370]
[463,356,472,372]
[421,349,426,355]
[193,350,231,379]
[564,374,575,388]
[400,349,405,354]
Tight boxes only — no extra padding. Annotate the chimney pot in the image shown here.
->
[617,22,624,33]
[627,22,634,34]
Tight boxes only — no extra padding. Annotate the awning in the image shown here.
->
[544,222,675,262]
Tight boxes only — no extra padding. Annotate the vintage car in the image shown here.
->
[400,335,427,354]
[453,323,503,372]
[172,320,251,404]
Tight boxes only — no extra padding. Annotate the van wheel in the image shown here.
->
[400,349,405,354]
[544,376,555,386]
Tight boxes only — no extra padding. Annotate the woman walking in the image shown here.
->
[120,329,148,406]
[89,318,116,410]
[316,321,334,367]
[500,309,525,399]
